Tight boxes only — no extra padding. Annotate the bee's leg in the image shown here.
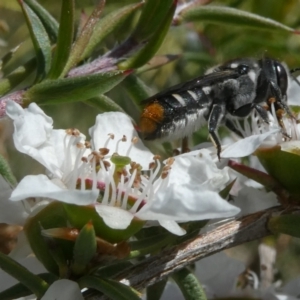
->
[208,103,225,160]
[254,104,270,124]
[224,119,244,138]
[181,136,190,153]
[269,81,294,120]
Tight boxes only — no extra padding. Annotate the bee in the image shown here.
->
[139,57,294,158]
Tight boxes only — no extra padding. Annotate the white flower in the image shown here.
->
[6,101,240,236]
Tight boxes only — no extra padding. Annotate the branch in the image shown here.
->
[85,205,300,299]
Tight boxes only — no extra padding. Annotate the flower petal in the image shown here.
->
[6,101,64,176]
[89,112,153,169]
[137,155,240,221]
[221,128,280,158]
[138,188,239,221]
[41,279,84,300]
[95,205,134,229]
[10,174,98,205]
[158,220,186,236]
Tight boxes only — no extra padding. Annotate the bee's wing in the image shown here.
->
[142,69,240,103]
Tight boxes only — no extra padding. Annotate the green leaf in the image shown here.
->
[219,178,236,200]
[48,0,75,79]
[24,202,68,275]
[85,95,125,113]
[130,0,174,43]
[0,153,17,186]
[0,58,36,96]
[96,261,133,278]
[0,45,22,71]
[23,69,132,105]
[72,222,97,275]
[118,1,176,69]
[147,279,168,300]
[136,54,180,74]
[24,0,59,42]
[78,276,141,300]
[172,268,207,300]
[268,215,300,238]
[18,0,52,81]
[0,273,57,300]
[255,146,300,201]
[176,5,297,33]
[0,252,48,298]
[61,0,105,77]
[121,74,152,111]
[81,2,143,61]
[129,233,174,258]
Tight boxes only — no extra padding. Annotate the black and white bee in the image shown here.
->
[139,57,294,158]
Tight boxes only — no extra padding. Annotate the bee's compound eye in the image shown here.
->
[275,61,288,96]
[237,64,249,75]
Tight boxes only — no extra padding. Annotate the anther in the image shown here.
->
[65,128,81,136]
[81,157,88,163]
[149,162,156,169]
[99,147,110,155]
[76,142,85,149]
[131,136,138,144]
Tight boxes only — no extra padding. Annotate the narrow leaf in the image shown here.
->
[96,261,133,278]
[81,2,143,61]
[24,202,68,275]
[0,153,17,186]
[61,0,105,77]
[177,5,297,33]
[18,0,52,81]
[0,273,57,300]
[85,95,126,113]
[48,0,75,79]
[24,0,59,42]
[268,215,300,238]
[147,279,168,300]
[78,276,141,300]
[118,1,176,69]
[129,233,174,258]
[0,252,48,298]
[0,45,22,71]
[130,0,174,42]
[0,58,36,96]
[219,179,236,200]
[172,268,207,300]
[72,222,97,275]
[121,74,152,111]
[137,54,180,74]
[24,69,132,105]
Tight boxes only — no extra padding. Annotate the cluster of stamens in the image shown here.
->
[63,130,175,214]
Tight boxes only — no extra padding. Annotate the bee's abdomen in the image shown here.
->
[139,88,211,140]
